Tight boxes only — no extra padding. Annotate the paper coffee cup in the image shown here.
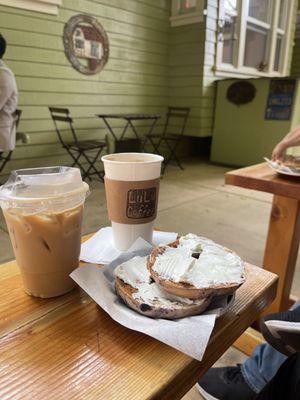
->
[101,153,163,250]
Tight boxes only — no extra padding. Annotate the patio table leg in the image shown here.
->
[234,195,300,356]
[263,195,300,313]
[102,117,119,142]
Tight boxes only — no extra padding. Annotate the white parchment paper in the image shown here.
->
[72,238,233,361]
[80,227,178,264]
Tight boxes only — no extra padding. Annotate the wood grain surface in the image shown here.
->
[263,195,300,312]
[225,162,300,200]
[0,238,278,400]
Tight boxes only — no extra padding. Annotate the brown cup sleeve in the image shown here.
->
[104,177,160,224]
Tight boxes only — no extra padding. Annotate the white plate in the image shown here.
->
[264,157,300,177]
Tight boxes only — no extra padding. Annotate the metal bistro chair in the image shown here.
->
[143,107,190,173]
[49,107,107,182]
[0,109,22,175]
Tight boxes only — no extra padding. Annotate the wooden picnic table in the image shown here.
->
[0,234,277,400]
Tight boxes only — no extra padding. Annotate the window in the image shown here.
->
[170,0,205,26]
[0,0,61,15]
[216,0,295,77]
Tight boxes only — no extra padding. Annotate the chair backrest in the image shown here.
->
[162,107,190,137]
[49,107,78,146]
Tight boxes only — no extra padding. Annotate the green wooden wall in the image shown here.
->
[168,1,218,138]
[172,0,299,141]
[291,37,300,77]
[2,0,298,176]
[169,23,204,136]
[168,0,221,138]
[0,0,170,176]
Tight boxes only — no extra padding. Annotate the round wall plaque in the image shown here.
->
[63,14,109,75]
[226,81,256,106]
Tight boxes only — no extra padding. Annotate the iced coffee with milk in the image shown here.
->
[0,167,89,298]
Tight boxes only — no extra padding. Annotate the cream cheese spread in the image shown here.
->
[114,256,204,307]
[153,234,245,288]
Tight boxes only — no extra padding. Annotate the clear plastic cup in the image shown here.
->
[102,153,163,250]
[0,167,89,298]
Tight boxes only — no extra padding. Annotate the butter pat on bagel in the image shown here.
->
[147,234,245,299]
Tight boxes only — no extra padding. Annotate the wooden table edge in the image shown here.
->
[225,163,300,200]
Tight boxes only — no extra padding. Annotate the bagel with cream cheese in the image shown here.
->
[114,256,211,319]
[147,234,245,300]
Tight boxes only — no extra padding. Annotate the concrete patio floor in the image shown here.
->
[1,157,299,400]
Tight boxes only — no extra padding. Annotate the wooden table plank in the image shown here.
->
[225,162,300,200]
[0,250,277,400]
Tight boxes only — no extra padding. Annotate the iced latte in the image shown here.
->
[0,167,88,298]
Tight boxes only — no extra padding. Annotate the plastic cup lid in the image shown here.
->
[0,166,89,205]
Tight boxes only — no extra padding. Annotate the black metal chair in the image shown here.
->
[0,109,22,175]
[49,107,107,182]
[143,107,190,173]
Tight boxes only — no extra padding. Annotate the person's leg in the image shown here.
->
[240,342,286,393]
[240,301,300,393]
[260,303,300,356]
[253,352,300,400]
[197,301,300,399]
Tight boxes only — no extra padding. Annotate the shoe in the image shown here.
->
[260,305,300,356]
[196,365,256,400]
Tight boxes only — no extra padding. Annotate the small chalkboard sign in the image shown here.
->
[265,79,296,120]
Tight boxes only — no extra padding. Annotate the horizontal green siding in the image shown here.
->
[292,37,300,77]
[200,0,220,136]
[2,0,298,176]
[168,0,219,138]
[169,23,204,137]
[0,0,170,176]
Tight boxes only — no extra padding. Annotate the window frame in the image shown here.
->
[170,0,205,27]
[215,0,295,77]
[0,0,61,15]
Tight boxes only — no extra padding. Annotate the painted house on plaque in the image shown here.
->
[73,25,103,60]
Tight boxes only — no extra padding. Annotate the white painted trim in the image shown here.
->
[237,0,247,69]
[214,65,282,78]
[267,0,280,74]
[0,0,61,15]
[282,0,296,74]
[215,0,295,78]
[246,16,271,30]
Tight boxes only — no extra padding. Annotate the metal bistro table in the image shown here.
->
[97,113,161,152]
[0,234,278,400]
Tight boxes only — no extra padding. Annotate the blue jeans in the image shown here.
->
[240,300,300,393]
[241,343,286,393]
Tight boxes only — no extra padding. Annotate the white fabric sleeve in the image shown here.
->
[0,70,13,110]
